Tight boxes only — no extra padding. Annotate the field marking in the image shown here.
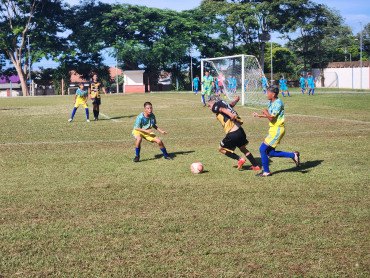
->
[1,128,369,147]
[99,113,119,122]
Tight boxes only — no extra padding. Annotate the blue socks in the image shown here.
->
[267,149,294,158]
[160,147,168,158]
[259,143,270,173]
[135,147,140,157]
[70,107,77,119]
[312,89,315,95]
[85,108,89,119]
[281,92,285,97]
[301,89,304,94]
[201,94,205,105]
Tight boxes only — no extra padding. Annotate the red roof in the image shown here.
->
[69,67,124,83]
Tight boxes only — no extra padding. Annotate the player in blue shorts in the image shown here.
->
[299,74,306,94]
[132,102,172,162]
[193,75,200,95]
[68,83,90,122]
[228,75,233,93]
[279,75,290,97]
[262,76,268,93]
[306,72,315,95]
[253,86,300,177]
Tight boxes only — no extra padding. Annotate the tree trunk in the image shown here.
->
[260,42,265,72]
[14,63,29,96]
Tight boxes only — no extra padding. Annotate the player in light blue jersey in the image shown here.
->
[279,75,290,97]
[306,72,315,95]
[228,75,233,93]
[232,76,237,93]
[214,77,219,94]
[299,74,306,94]
[193,75,200,95]
[68,83,90,122]
[262,77,268,93]
[132,102,172,162]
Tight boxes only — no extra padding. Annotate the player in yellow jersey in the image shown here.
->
[253,86,300,177]
[88,73,108,121]
[68,83,90,122]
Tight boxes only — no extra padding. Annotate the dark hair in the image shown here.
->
[79,82,84,87]
[280,75,283,78]
[144,102,152,107]
[308,72,312,75]
[92,73,98,77]
[300,74,303,77]
[267,85,279,95]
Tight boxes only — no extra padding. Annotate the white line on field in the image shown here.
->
[1,128,369,147]
[99,113,119,122]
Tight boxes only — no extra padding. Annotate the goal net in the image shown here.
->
[201,55,268,105]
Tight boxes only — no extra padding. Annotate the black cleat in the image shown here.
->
[164,156,173,160]
[133,156,140,162]
[292,151,300,167]
[256,172,272,177]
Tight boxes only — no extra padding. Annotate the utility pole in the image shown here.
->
[28,36,31,96]
[360,21,363,89]
[271,42,273,83]
[190,31,193,92]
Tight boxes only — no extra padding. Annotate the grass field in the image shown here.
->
[0,92,369,277]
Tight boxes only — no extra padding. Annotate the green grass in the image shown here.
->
[0,92,369,277]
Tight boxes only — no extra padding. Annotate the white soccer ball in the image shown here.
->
[190,162,204,174]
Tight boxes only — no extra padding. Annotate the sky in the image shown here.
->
[33,0,370,69]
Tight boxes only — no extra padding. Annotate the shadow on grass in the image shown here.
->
[139,150,195,162]
[272,160,324,175]
[111,115,136,120]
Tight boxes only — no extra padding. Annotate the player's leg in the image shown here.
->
[256,142,272,176]
[83,102,90,122]
[152,137,172,160]
[201,93,206,107]
[280,89,285,97]
[218,133,245,169]
[311,87,315,95]
[133,134,142,162]
[287,89,290,97]
[239,145,260,170]
[69,102,80,122]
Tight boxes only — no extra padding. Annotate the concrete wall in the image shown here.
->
[313,67,370,89]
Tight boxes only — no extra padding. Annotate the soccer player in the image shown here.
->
[217,72,225,96]
[214,76,219,94]
[193,75,200,95]
[253,86,300,177]
[201,70,214,107]
[68,83,90,122]
[232,76,237,94]
[208,95,260,171]
[262,76,268,93]
[88,73,108,121]
[132,102,172,162]
[306,72,315,95]
[299,74,306,94]
[279,75,290,97]
[228,75,233,93]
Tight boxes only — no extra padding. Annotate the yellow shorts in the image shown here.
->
[265,126,285,148]
[132,130,157,142]
[74,98,88,108]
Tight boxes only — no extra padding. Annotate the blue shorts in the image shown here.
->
[194,85,198,90]
[300,84,305,89]
[280,86,288,91]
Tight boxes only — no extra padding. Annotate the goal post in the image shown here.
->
[201,54,268,106]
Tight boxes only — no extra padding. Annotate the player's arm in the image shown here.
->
[253,109,276,122]
[230,96,240,107]
[88,86,91,99]
[74,93,77,103]
[219,107,236,121]
[153,124,167,135]
[102,85,108,96]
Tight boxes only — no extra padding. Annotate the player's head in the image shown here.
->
[79,83,84,89]
[196,75,199,78]
[92,73,98,81]
[280,75,283,79]
[266,86,279,99]
[207,95,220,109]
[300,74,303,77]
[144,102,153,115]
[205,70,210,76]
[308,72,312,76]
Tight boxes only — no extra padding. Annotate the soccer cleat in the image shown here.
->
[292,151,300,167]
[250,165,261,171]
[256,172,272,177]
[68,118,73,122]
[86,119,90,122]
[164,156,173,160]
[94,117,98,121]
[237,157,246,170]
[133,156,140,162]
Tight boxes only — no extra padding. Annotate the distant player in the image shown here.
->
[299,74,306,94]
[244,80,248,91]
[217,72,225,96]
[208,95,260,171]
[88,73,108,121]
[214,76,219,94]
[232,76,237,93]
[262,76,268,93]
[201,70,214,107]
[68,83,90,122]
[228,75,233,93]
[253,86,300,177]
[279,75,290,97]
[306,72,315,95]
[193,75,200,95]
[132,102,173,162]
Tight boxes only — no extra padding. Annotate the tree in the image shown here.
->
[0,0,67,96]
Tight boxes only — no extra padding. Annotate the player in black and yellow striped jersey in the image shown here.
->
[208,95,260,171]
[88,73,108,121]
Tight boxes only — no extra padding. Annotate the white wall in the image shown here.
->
[314,67,370,89]
[124,71,144,86]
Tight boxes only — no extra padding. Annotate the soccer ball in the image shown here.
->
[190,162,204,174]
